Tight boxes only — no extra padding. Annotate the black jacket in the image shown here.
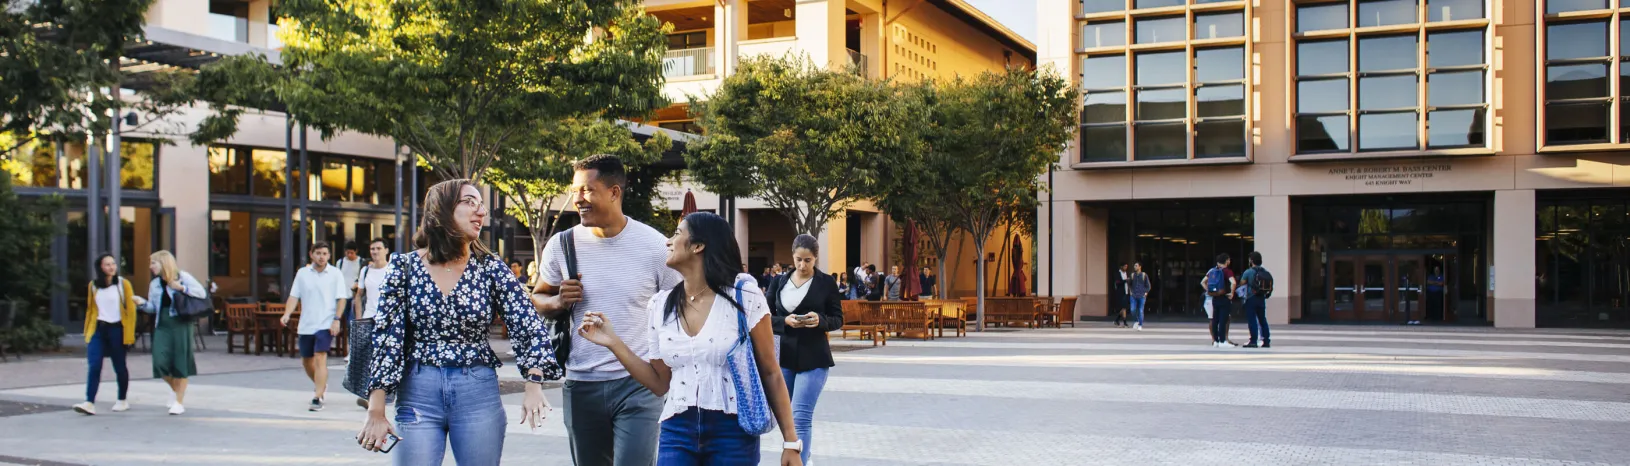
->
[766,270,844,372]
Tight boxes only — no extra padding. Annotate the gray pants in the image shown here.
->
[563,376,663,466]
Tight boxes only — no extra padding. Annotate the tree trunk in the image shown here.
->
[973,241,987,332]
[993,226,1012,297]
[949,234,966,299]
[936,252,950,300]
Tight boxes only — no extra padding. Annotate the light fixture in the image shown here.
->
[784,8,792,18]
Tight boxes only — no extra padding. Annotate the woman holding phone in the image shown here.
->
[73,254,139,415]
[766,234,843,465]
[141,250,206,415]
[576,212,802,466]
[356,179,562,465]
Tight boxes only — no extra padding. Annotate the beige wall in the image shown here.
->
[1035,0,1630,327]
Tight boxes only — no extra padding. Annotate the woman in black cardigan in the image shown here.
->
[767,234,843,465]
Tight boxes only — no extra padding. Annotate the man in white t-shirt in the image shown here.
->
[338,241,364,310]
[281,242,348,412]
[532,155,680,466]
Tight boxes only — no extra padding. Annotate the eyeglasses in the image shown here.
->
[458,197,484,210]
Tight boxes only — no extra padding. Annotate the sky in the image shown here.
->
[964,0,1038,43]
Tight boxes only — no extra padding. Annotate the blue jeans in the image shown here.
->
[1210,297,1232,343]
[658,406,760,466]
[1129,296,1146,326]
[392,365,506,466]
[1244,296,1269,344]
[86,322,129,402]
[782,367,829,464]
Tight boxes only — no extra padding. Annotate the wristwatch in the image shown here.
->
[782,439,803,452]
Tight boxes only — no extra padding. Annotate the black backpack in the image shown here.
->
[544,229,580,368]
[1249,266,1274,299]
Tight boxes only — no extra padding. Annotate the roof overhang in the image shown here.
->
[927,0,1036,64]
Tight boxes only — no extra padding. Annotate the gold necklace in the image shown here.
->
[687,289,708,302]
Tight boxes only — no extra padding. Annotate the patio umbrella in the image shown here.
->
[680,190,698,217]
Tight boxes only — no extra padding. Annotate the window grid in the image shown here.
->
[1076,0,1251,163]
[1537,1,1630,148]
[1291,0,1491,156]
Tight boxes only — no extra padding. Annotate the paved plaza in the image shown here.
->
[2,323,1629,465]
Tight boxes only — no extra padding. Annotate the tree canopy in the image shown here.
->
[193,0,671,182]
[686,55,920,236]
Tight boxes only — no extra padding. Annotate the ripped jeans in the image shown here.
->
[392,364,507,466]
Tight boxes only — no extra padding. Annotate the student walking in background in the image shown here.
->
[339,241,365,316]
[1112,264,1128,328]
[141,250,206,415]
[576,212,803,466]
[918,266,937,300]
[281,241,349,412]
[74,254,138,415]
[356,179,560,464]
[1128,262,1151,331]
[768,234,843,466]
[345,238,394,408]
[1241,252,1273,348]
[1205,254,1237,348]
[530,155,680,466]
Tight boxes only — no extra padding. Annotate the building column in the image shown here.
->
[1039,200,1086,314]
[160,142,211,278]
[795,0,845,69]
[248,0,271,47]
[1081,205,1108,317]
[1492,189,1537,328]
[714,0,746,76]
[820,212,847,273]
[1254,195,1292,325]
[733,206,750,269]
[858,12,882,78]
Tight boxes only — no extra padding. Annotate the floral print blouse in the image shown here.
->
[368,252,563,395]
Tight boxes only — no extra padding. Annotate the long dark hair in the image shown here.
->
[93,253,120,289]
[662,212,747,323]
[414,179,492,264]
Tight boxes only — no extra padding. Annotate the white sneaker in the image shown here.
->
[1135,324,1142,331]
[168,403,185,415]
[1212,342,1222,348]
[72,402,95,415]
[111,401,130,412]
[166,398,175,409]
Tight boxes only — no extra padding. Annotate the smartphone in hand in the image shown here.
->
[377,434,401,454]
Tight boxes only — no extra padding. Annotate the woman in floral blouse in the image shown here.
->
[356,179,563,465]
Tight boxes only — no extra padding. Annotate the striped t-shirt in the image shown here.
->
[539,218,681,381]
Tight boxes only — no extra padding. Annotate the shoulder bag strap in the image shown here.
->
[561,228,579,295]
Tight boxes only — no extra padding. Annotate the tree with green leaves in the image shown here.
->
[874,83,958,298]
[686,55,920,236]
[0,176,65,353]
[923,68,1078,330]
[487,117,670,256]
[192,0,670,182]
[1,0,194,156]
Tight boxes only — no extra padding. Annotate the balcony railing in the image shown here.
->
[663,47,715,79]
[847,49,867,76]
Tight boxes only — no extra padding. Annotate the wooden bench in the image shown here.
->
[839,300,886,346]
[962,297,1042,328]
[923,299,967,337]
[223,303,262,354]
[880,302,934,341]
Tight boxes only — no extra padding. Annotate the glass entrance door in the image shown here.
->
[1331,256,1360,320]
[1330,254,1392,322]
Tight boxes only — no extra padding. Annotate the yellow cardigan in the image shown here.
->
[84,280,139,345]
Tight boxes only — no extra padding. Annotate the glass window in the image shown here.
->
[1080,125,1129,162]
[62,141,88,189]
[1547,64,1610,100]
[1546,0,1608,14]
[1297,115,1351,152]
[353,160,376,203]
[1196,85,1245,117]
[1298,79,1350,113]
[5,140,59,188]
[1135,51,1185,86]
[1135,16,1185,44]
[1134,0,1183,9]
[1194,47,1244,82]
[1359,35,1418,72]
[209,146,250,195]
[1194,120,1246,158]
[1134,123,1187,160]
[1081,22,1126,49]
[1194,12,1243,40]
[377,160,398,207]
[1359,112,1419,150]
[207,0,249,43]
[1547,21,1608,60]
[1298,40,1350,76]
[252,149,288,198]
[1298,3,1348,32]
[1081,0,1125,14]
[1136,88,1187,120]
[1428,71,1484,106]
[1083,92,1129,123]
[1357,0,1418,27]
[1427,0,1483,22]
[1082,55,1127,89]
[1429,30,1484,68]
[1546,102,1610,144]
[1359,75,1419,110]
[1428,108,1486,147]
[321,158,349,201]
[118,140,157,191]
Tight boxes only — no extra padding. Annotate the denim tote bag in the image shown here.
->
[726,280,775,435]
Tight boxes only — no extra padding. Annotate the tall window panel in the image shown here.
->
[1075,0,1251,163]
[1536,1,1630,147]
[1291,0,1490,156]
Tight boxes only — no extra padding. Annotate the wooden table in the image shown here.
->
[253,307,296,357]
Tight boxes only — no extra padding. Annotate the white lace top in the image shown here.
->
[644,273,770,422]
